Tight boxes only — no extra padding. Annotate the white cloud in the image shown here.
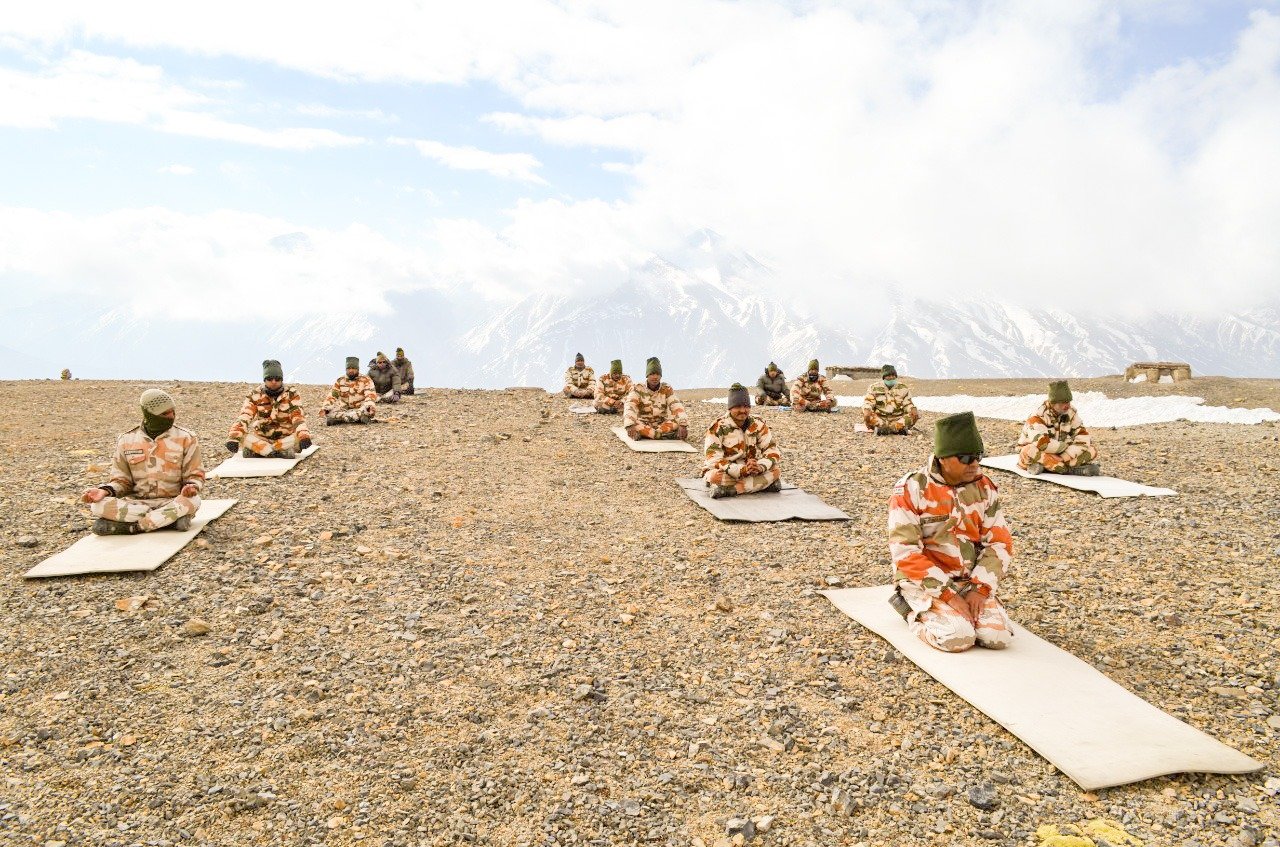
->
[483,111,663,151]
[390,137,547,184]
[0,50,365,149]
[158,163,194,175]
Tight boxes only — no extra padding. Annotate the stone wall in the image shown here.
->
[826,366,883,379]
[1124,362,1192,382]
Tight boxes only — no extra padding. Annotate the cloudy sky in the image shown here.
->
[3,0,1278,336]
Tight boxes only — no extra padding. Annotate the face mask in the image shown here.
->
[808,373,818,382]
[142,410,173,438]
[884,379,897,387]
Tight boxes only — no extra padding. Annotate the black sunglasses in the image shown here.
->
[955,453,982,464]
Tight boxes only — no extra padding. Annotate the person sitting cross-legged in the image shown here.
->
[701,383,782,498]
[623,357,688,440]
[226,359,312,459]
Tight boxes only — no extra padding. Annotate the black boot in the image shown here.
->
[92,518,140,536]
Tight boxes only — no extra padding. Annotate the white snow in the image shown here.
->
[912,391,1279,427]
[1129,374,1147,383]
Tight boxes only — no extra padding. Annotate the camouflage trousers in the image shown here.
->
[865,409,918,431]
[377,390,400,404]
[325,407,373,425]
[904,591,1011,653]
[755,392,789,406]
[1019,442,1098,471]
[594,397,624,414]
[91,494,200,532]
[630,421,681,439]
[243,431,300,457]
[563,387,595,399]
[705,464,782,495]
[796,399,837,412]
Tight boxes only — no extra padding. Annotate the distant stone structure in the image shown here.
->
[826,365,882,380]
[1125,361,1191,382]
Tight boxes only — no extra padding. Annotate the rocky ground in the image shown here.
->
[0,377,1277,847]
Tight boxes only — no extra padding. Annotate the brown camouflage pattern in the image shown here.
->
[594,373,633,413]
[701,415,782,494]
[1017,401,1098,471]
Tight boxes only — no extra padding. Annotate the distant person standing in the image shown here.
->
[225,359,312,459]
[563,353,596,399]
[1017,381,1100,476]
[623,357,688,440]
[80,389,205,535]
[863,364,919,434]
[322,357,378,425]
[791,359,837,412]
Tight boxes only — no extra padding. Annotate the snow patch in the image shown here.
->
[913,391,1279,427]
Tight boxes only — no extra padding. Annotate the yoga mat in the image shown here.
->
[676,478,848,522]
[981,454,1176,498]
[611,427,697,453]
[822,585,1261,790]
[209,445,319,479]
[25,499,238,578]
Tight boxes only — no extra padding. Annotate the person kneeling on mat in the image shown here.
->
[226,359,312,459]
[1016,380,1100,476]
[81,389,206,535]
[701,383,782,499]
[887,412,1013,652]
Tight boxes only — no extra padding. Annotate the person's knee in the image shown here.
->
[928,628,975,652]
[976,628,1011,649]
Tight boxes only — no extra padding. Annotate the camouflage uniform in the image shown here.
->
[1017,402,1098,472]
[594,373,633,414]
[791,374,838,412]
[392,356,415,395]
[228,387,311,456]
[755,370,790,406]
[623,381,688,439]
[889,456,1014,652]
[91,425,206,531]
[702,415,782,495]
[368,362,401,403]
[863,380,919,432]
[564,366,596,399]
[323,375,378,424]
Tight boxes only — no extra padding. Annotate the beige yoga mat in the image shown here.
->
[24,499,238,579]
[611,426,698,453]
[676,478,849,522]
[981,454,1176,498]
[209,445,319,478]
[823,585,1261,790]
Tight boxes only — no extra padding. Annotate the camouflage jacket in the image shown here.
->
[228,386,310,442]
[596,373,633,403]
[323,375,377,413]
[1017,402,1095,456]
[623,382,688,428]
[791,374,835,405]
[367,363,399,395]
[564,366,595,391]
[702,415,781,478]
[889,456,1013,600]
[756,371,788,397]
[105,424,206,499]
[863,380,917,418]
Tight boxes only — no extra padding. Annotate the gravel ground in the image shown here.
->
[0,378,1277,847]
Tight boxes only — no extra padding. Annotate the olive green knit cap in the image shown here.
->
[646,357,661,376]
[262,359,283,380]
[807,359,819,372]
[610,359,622,375]
[1048,380,1072,403]
[933,411,984,459]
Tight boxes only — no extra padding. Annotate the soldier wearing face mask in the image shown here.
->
[863,364,919,434]
[1016,381,1100,476]
[790,359,837,412]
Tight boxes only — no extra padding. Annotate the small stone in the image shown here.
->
[119,735,136,746]
[824,576,843,586]
[622,798,641,816]
[179,618,211,637]
[318,530,334,541]
[1238,798,1259,814]
[1266,716,1280,730]
[253,534,273,547]
[756,736,785,753]
[1210,686,1248,700]
[754,815,774,833]
[573,684,593,700]
[115,596,147,613]
[714,596,734,613]
[356,545,373,555]
[967,783,998,811]
[68,609,93,619]
[16,536,38,548]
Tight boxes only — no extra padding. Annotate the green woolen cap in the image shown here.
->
[1048,380,1072,403]
[767,361,778,372]
[646,357,662,376]
[933,411,984,458]
[610,359,622,375]
[345,356,360,370]
[808,359,819,371]
[262,359,283,380]
[727,382,750,408]
[881,364,897,378]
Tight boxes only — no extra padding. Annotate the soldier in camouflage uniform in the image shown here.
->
[594,360,632,414]
[392,347,415,395]
[368,353,401,403]
[80,389,206,535]
[563,353,596,399]
[623,357,689,440]
[791,359,838,412]
[322,357,378,425]
[702,384,783,498]
[888,412,1013,652]
[863,364,919,434]
[755,362,790,406]
[1017,381,1100,476]
[225,359,313,459]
